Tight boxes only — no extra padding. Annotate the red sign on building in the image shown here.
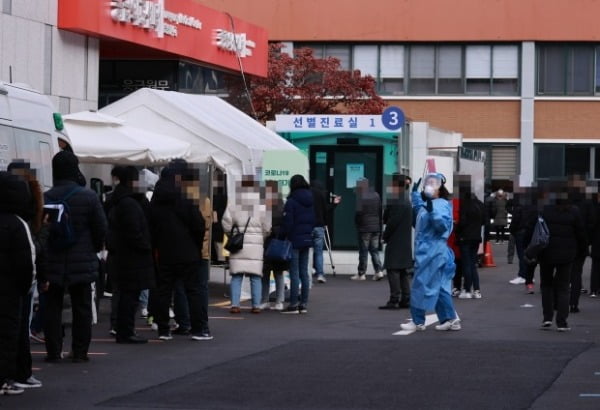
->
[58,0,268,77]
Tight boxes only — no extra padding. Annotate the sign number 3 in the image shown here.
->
[382,106,405,131]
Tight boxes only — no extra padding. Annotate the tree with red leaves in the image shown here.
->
[225,43,386,123]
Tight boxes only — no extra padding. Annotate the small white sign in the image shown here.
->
[346,163,364,188]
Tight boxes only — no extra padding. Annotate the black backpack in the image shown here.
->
[46,186,82,251]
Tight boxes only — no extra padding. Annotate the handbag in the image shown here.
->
[524,215,550,265]
[265,238,293,262]
[224,217,251,254]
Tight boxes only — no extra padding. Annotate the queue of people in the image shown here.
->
[5,147,597,400]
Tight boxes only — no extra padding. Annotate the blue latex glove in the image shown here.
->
[424,198,433,213]
[412,178,422,192]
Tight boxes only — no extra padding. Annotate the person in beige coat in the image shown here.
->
[222,177,271,313]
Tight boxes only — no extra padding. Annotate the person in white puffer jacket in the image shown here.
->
[222,177,271,314]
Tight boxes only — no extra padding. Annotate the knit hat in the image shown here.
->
[52,150,81,182]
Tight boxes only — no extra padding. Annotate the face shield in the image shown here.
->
[422,173,446,198]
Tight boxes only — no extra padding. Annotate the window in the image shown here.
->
[466,46,491,94]
[353,45,378,77]
[324,45,351,70]
[536,144,593,179]
[567,45,594,94]
[437,46,463,94]
[291,42,519,96]
[565,145,590,176]
[406,44,518,96]
[379,45,404,95]
[536,145,564,179]
[537,44,594,95]
[409,45,435,94]
[492,45,519,95]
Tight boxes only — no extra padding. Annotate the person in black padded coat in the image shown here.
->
[0,171,35,395]
[107,166,155,344]
[42,151,107,363]
[529,183,586,332]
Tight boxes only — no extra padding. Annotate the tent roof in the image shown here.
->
[63,111,192,165]
[99,89,298,175]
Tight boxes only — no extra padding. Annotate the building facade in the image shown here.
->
[201,0,600,188]
[0,0,268,112]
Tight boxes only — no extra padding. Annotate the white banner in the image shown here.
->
[275,114,393,133]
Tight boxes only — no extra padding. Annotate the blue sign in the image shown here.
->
[381,106,405,131]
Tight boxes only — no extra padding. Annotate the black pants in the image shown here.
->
[590,257,600,294]
[453,258,463,291]
[156,262,208,336]
[44,282,92,359]
[0,291,22,383]
[15,292,33,382]
[570,254,586,307]
[386,269,410,304]
[495,225,506,242]
[540,262,571,327]
[116,288,141,339]
[110,287,120,331]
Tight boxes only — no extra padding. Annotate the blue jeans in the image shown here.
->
[289,247,310,307]
[230,274,262,308]
[261,270,285,304]
[357,232,383,274]
[312,226,325,277]
[460,240,480,292]
[139,289,149,309]
[410,287,457,325]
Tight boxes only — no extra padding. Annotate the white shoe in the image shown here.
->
[458,291,472,299]
[258,303,269,310]
[317,275,327,283]
[350,274,366,281]
[451,288,460,297]
[151,323,158,331]
[169,307,175,318]
[271,302,284,311]
[140,308,149,318]
[509,277,526,285]
[373,271,384,281]
[472,290,482,299]
[400,321,426,331]
[13,376,42,389]
[435,319,461,331]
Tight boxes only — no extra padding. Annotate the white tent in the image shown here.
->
[99,88,301,176]
[63,111,192,165]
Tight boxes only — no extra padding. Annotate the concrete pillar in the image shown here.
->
[519,41,535,187]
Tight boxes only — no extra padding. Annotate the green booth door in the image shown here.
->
[310,145,383,250]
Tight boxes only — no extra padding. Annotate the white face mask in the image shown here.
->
[423,185,436,198]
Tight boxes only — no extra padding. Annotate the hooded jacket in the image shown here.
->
[281,187,315,249]
[44,180,108,286]
[0,172,34,296]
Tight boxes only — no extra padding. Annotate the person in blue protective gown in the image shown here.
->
[400,173,461,331]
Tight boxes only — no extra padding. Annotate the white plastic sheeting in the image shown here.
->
[63,111,192,165]
[99,88,299,176]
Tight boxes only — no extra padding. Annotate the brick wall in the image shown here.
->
[535,101,600,139]
[389,100,520,138]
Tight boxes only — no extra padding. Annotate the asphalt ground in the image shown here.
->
[3,243,600,410]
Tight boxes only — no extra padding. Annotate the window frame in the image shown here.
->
[536,43,596,96]
[291,42,521,97]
